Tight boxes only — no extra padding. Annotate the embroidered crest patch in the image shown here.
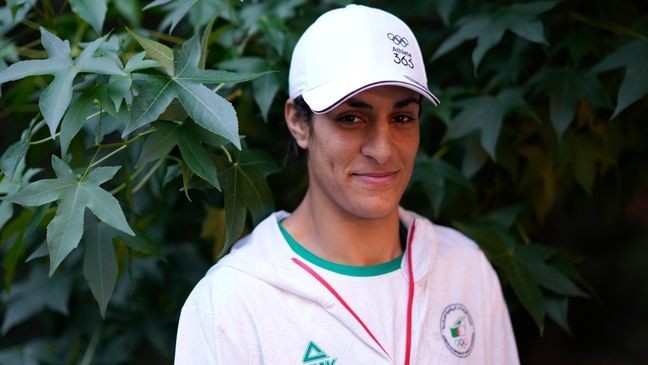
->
[440,303,475,357]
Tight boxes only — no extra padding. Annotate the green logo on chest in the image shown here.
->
[302,341,337,364]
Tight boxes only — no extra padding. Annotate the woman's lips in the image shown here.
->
[352,171,398,185]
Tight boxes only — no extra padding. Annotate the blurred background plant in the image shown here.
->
[0,0,646,364]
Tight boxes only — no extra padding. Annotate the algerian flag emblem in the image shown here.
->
[450,316,466,337]
[440,303,475,358]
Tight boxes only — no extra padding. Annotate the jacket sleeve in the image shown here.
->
[174,269,262,364]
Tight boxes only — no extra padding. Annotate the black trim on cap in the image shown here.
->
[310,80,440,114]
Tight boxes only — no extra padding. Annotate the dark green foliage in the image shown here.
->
[0,0,646,363]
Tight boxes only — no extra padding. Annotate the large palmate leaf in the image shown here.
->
[433,1,557,71]
[125,31,269,148]
[4,156,134,275]
[216,149,279,250]
[444,88,530,159]
[591,40,648,119]
[136,121,225,189]
[531,67,612,138]
[455,219,588,333]
[0,28,124,136]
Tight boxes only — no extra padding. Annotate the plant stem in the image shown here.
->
[570,12,648,41]
[89,145,127,169]
[30,133,60,145]
[132,158,165,193]
[432,145,449,159]
[220,145,233,163]
[95,128,156,148]
[79,325,101,365]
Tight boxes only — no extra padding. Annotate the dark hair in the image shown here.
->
[285,95,313,164]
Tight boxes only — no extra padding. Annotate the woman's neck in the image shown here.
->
[282,191,402,266]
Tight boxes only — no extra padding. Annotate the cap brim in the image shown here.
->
[302,74,440,114]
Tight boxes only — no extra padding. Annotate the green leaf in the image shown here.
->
[216,149,279,249]
[0,28,123,136]
[411,153,474,218]
[0,340,50,365]
[60,92,96,156]
[445,88,527,159]
[108,52,158,111]
[5,178,69,207]
[0,126,31,181]
[127,28,174,76]
[563,133,601,195]
[1,204,49,290]
[259,15,287,56]
[160,0,199,33]
[486,205,524,228]
[178,69,272,84]
[119,229,165,260]
[433,2,556,71]
[69,0,107,34]
[217,57,279,121]
[501,253,546,332]
[531,67,612,138]
[253,73,280,122]
[175,79,240,148]
[518,245,589,297]
[83,221,118,317]
[136,121,181,167]
[177,123,220,189]
[127,30,265,147]
[453,220,515,261]
[199,16,217,70]
[461,134,489,177]
[591,40,648,118]
[436,0,457,26]
[46,186,87,275]
[546,296,572,336]
[1,265,72,335]
[125,74,176,135]
[175,32,201,76]
[112,0,141,26]
[6,156,133,275]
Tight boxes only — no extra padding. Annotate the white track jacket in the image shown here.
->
[175,209,520,364]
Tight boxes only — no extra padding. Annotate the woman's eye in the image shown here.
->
[393,115,414,124]
[338,115,361,124]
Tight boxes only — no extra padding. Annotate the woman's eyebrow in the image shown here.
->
[394,97,421,109]
[343,96,421,110]
[345,98,372,109]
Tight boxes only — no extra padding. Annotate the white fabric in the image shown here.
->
[288,5,440,113]
[175,209,519,364]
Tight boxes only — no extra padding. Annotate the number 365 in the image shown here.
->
[393,53,414,68]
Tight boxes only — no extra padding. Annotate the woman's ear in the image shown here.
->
[285,99,310,149]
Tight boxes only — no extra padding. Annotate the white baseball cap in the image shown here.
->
[288,4,440,114]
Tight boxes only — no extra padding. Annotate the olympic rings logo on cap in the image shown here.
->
[387,33,409,47]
